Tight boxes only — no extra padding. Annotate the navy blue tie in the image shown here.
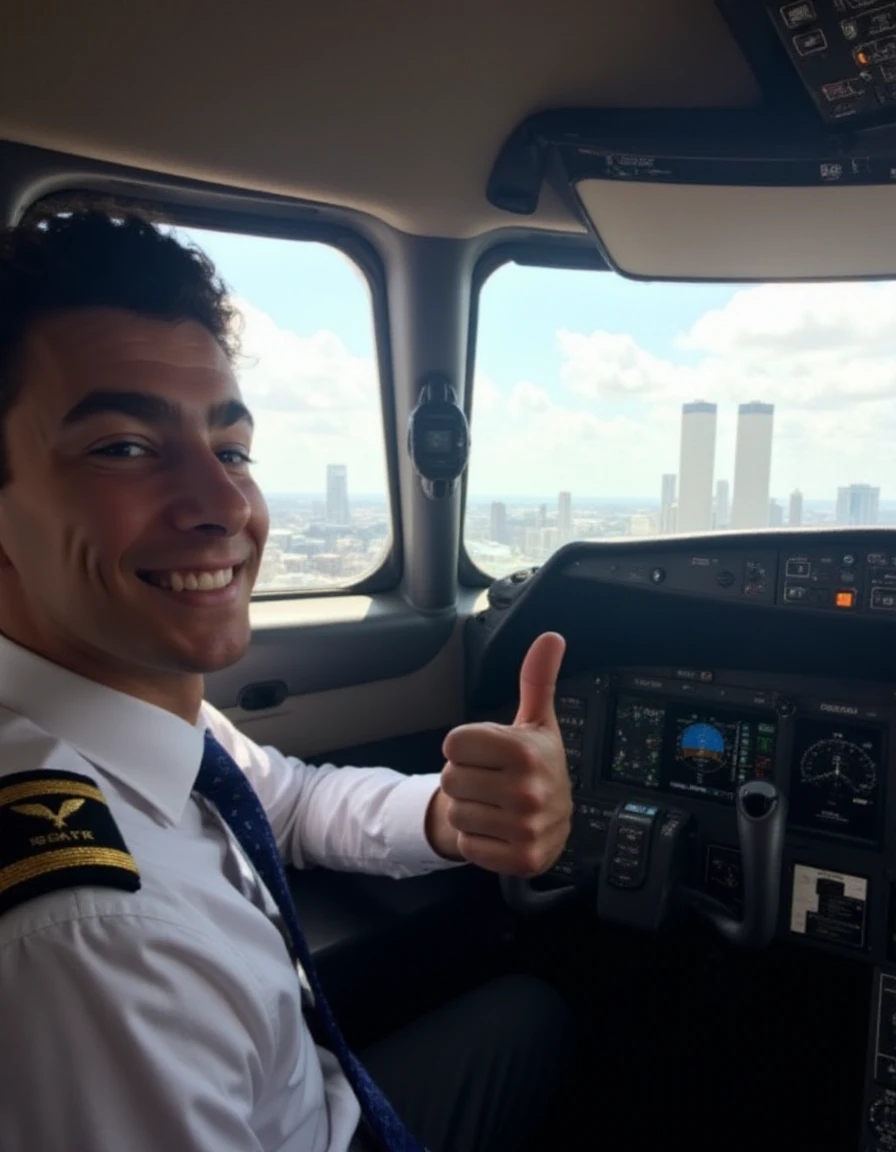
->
[195,731,425,1152]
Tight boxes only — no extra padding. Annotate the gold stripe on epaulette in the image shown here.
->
[0,780,106,810]
[0,846,139,895]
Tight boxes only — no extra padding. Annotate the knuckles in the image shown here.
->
[440,760,462,797]
[512,845,550,879]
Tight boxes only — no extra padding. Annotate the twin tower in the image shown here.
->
[674,401,774,534]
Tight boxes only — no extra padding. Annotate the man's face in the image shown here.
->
[0,308,269,692]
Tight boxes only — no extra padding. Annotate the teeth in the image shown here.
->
[148,568,234,593]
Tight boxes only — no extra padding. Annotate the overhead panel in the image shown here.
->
[487,0,896,278]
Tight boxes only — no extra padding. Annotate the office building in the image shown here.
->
[630,513,655,537]
[789,489,804,526]
[326,464,350,525]
[541,527,560,555]
[768,499,784,528]
[677,401,717,533]
[715,479,730,529]
[730,402,774,530]
[558,492,573,542]
[837,484,880,526]
[524,527,542,557]
[490,501,509,544]
[660,474,677,534]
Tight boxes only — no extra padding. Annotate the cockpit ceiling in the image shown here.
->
[0,0,761,237]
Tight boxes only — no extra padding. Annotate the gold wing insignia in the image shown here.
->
[11,799,85,830]
[57,798,86,824]
[11,802,58,825]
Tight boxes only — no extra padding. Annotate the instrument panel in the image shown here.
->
[471,533,896,1152]
[549,664,896,958]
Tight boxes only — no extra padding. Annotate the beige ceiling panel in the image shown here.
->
[0,0,760,236]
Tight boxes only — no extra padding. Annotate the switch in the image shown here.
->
[835,590,856,608]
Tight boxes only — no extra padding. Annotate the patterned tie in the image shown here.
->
[194,731,425,1152]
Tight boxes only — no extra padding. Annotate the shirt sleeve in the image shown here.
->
[0,910,273,1152]
[201,703,462,878]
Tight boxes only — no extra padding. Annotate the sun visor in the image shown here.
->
[573,178,896,281]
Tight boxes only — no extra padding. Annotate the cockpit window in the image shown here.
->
[465,261,896,578]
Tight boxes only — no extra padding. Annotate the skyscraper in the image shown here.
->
[490,501,509,544]
[326,464,350,525]
[715,479,730,530]
[789,489,804,526]
[837,484,880,526]
[731,402,774,530]
[660,474,677,534]
[558,492,572,542]
[768,499,784,527]
[677,401,717,533]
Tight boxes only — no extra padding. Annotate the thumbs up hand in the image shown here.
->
[427,633,573,877]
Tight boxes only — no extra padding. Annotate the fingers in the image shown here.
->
[455,831,559,879]
[441,760,547,813]
[443,799,544,843]
[443,723,541,773]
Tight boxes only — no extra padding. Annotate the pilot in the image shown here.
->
[0,210,575,1152]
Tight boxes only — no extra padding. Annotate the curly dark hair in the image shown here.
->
[0,204,240,485]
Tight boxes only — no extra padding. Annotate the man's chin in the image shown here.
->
[164,626,252,676]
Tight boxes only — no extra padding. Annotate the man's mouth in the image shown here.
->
[137,567,239,593]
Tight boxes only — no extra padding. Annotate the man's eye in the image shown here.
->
[90,441,152,459]
[218,448,255,466]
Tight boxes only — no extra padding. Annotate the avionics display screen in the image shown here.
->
[789,717,885,842]
[608,696,777,803]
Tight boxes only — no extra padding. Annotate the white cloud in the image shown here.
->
[559,329,682,398]
[468,281,896,499]
[226,282,896,503]
[679,281,896,360]
[233,298,388,494]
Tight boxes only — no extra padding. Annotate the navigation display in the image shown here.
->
[608,695,777,803]
[608,698,665,790]
[789,717,885,842]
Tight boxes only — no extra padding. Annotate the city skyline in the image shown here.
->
[254,459,896,592]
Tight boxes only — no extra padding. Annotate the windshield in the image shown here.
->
[465,262,896,578]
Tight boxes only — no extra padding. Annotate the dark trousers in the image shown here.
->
[358,974,575,1152]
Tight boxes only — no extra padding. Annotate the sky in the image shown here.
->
[181,224,896,505]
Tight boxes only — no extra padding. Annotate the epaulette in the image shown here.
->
[0,769,141,915]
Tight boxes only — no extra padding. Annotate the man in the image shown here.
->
[0,210,574,1152]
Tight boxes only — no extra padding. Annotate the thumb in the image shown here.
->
[513,632,566,729]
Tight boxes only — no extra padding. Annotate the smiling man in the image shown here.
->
[0,210,574,1152]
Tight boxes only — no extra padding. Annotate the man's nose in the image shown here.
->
[165,449,253,537]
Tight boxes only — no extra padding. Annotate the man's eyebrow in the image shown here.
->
[60,391,254,430]
[209,398,254,430]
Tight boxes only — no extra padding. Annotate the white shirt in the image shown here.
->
[0,634,455,1152]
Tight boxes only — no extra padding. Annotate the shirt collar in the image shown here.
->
[0,632,205,825]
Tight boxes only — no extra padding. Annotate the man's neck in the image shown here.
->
[0,627,205,724]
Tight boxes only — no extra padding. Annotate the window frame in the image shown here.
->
[21,190,403,600]
[458,237,610,588]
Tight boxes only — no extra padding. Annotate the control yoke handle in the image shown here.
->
[682,780,787,949]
